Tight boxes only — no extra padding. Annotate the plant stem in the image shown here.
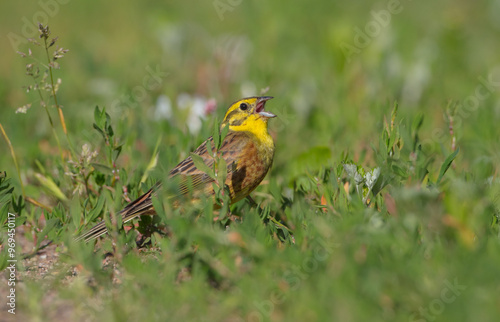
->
[0,123,26,197]
[43,36,76,160]
[34,83,64,162]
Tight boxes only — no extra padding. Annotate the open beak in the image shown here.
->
[255,96,276,118]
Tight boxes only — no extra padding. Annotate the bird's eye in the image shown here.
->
[239,103,248,110]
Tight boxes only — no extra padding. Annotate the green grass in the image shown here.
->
[1,0,500,321]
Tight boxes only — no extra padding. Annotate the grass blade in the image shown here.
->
[437,147,460,184]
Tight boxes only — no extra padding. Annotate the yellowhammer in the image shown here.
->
[76,96,276,241]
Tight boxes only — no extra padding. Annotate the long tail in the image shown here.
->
[75,186,158,242]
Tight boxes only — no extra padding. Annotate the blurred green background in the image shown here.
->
[1,0,500,321]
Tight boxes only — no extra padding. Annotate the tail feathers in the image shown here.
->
[75,187,157,242]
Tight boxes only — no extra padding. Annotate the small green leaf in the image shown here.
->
[371,171,390,197]
[391,102,398,127]
[37,218,59,245]
[12,195,24,214]
[206,139,213,157]
[70,197,81,231]
[151,194,167,223]
[51,203,66,222]
[107,124,114,137]
[190,153,215,180]
[93,123,105,138]
[87,193,106,223]
[343,163,364,187]
[105,109,111,125]
[113,145,123,161]
[365,167,380,191]
[343,163,358,179]
[0,176,14,205]
[387,132,396,154]
[437,148,459,184]
[412,113,424,133]
[115,209,123,228]
[219,123,229,149]
[0,174,14,222]
[91,163,113,174]
[391,164,408,179]
[213,117,220,150]
[94,106,104,127]
[217,156,227,187]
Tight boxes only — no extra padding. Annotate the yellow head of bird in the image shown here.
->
[222,96,276,133]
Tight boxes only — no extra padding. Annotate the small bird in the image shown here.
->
[76,96,276,242]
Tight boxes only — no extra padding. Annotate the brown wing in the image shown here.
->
[168,131,250,197]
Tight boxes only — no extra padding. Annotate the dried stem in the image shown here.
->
[0,123,26,197]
